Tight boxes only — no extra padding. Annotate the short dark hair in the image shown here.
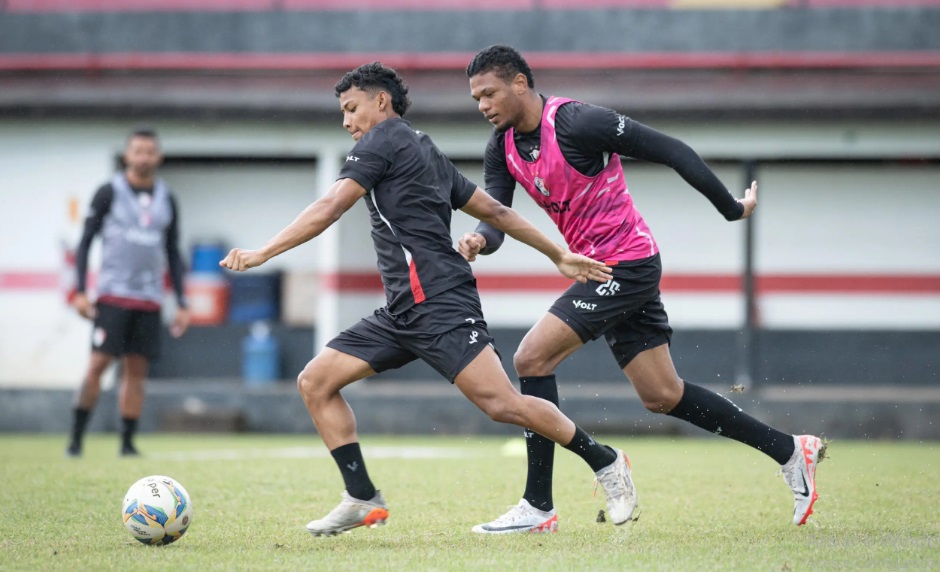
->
[334,62,412,117]
[126,125,159,146]
[466,45,535,89]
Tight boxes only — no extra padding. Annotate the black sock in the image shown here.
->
[121,417,138,448]
[667,382,795,465]
[563,426,617,472]
[330,442,376,501]
[520,375,558,512]
[70,407,92,446]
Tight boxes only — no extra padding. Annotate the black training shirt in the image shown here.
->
[477,99,744,253]
[339,118,478,315]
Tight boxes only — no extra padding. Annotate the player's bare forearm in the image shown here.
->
[462,190,564,263]
[262,204,332,259]
[488,208,565,263]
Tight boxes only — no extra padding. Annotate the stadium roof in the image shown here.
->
[3,66,938,122]
[1,4,938,121]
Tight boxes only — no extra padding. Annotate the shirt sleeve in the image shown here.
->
[448,159,478,210]
[475,132,516,255]
[482,130,517,192]
[337,130,393,191]
[560,103,744,221]
[164,194,187,308]
[75,184,113,293]
[624,121,744,221]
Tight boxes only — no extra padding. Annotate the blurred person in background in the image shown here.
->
[221,62,639,537]
[67,126,190,458]
[461,44,824,532]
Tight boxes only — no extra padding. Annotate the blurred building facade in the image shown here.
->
[0,1,938,393]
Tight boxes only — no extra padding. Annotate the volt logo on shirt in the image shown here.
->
[536,198,571,214]
[573,300,597,311]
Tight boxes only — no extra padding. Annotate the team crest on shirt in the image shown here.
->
[534,177,550,196]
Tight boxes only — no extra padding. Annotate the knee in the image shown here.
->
[513,343,551,377]
[640,383,684,414]
[296,363,329,402]
[479,396,523,425]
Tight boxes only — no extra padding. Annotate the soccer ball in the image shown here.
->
[121,475,193,545]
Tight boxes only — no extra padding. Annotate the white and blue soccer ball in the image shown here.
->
[121,475,193,545]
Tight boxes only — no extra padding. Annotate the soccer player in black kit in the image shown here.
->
[221,62,639,536]
[460,45,825,532]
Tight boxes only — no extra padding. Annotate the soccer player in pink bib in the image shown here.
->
[462,45,824,533]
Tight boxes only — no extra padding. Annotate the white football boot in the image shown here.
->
[306,491,389,537]
[594,449,639,525]
[780,435,826,526]
[471,499,558,534]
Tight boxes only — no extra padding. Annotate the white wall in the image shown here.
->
[755,164,940,329]
[159,162,322,272]
[1,117,938,387]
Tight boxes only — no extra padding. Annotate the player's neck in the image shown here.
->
[515,92,544,133]
[125,170,155,189]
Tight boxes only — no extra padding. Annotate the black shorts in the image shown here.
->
[327,280,498,383]
[92,301,162,360]
[548,253,673,369]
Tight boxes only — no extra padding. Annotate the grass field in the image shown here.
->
[1,434,938,571]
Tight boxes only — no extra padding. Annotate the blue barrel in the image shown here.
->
[242,322,280,385]
[228,272,281,323]
[191,242,226,275]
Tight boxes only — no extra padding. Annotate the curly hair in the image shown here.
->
[466,45,535,89]
[334,62,412,117]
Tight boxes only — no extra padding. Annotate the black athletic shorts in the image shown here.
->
[92,301,162,360]
[327,280,498,383]
[548,253,673,369]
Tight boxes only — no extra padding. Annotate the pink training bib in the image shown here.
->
[504,96,658,261]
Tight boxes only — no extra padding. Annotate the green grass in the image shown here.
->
[1,434,938,571]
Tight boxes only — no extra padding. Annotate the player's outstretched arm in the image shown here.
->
[220,178,366,272]
[460,188,611,284]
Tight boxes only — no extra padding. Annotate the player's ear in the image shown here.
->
[512,73,529,94]
[377,91,389,112]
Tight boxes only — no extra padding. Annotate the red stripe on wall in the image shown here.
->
[320,272,383,291]
[0,272,61,290]
[4,271,939,294]
[757,274,940,294]
[1,51,939,72]
[482,273,940,294]
[314,272,940,294]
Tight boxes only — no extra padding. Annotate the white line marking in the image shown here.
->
[148,446,484,462]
